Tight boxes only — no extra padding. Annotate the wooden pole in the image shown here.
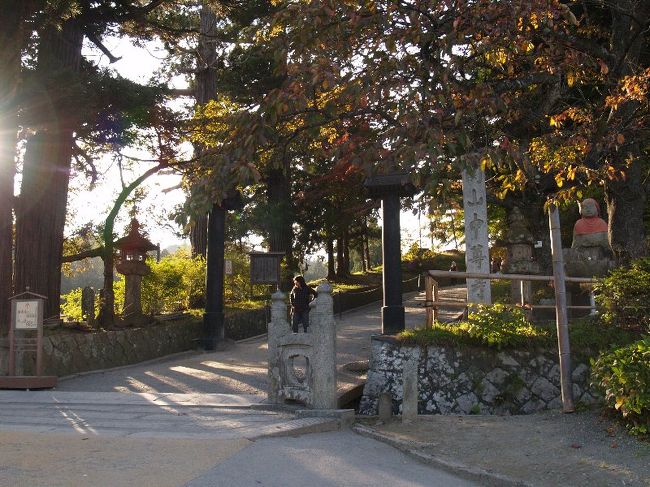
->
[425,275,433,327]
[548,203,575,413]
[426,269,594,283]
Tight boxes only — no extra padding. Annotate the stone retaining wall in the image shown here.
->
[359,336,596,416]
[1,307,269,378]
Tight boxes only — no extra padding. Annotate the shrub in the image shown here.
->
[464,304,548,348]
[141,250,206,314]
[591,337,650,437]
[594,258,650,333]
[399,304,549,349]
[61,288,86,322]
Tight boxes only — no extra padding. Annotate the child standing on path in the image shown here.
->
[289,276,317,333]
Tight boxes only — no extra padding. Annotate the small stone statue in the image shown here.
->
[571,198,609,251]
[565,198,613,277]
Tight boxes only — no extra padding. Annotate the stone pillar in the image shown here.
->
[123,275,143,316]
[267,289,288,404]
[401,347,420,421]
[381,193,404,333]
[462,166,491,304]
[310,281,337,409]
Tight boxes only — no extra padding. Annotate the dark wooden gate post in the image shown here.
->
[365,173,416,334]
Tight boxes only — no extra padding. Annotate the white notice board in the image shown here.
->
[15,300,40,330]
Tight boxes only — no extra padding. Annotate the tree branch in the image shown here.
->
[85,32,122,64]
[62,247,104,263]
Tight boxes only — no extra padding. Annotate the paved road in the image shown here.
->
[0,289,476,486]
[54,288,465,396]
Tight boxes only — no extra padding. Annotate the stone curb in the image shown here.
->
[252,417,343,439]
[352,424,532,487]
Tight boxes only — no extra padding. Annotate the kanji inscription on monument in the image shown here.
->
[462,166,492,304]
[15,300,39,330]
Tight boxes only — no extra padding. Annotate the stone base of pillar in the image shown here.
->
[381,306,405,335]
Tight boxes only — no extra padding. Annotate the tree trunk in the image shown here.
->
[605,153,648,263]
[335,237,346,278]
[603,1,649,263]
[189,3,219,259]
[364,225,371,270]
[0,1,27,331]
[343,229,351,275]
[190,216,208,258]
[14,21,83,321]
[326,237,336,280]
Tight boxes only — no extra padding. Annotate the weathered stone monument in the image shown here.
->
[115,219,157,325]
[268,281,337,409]
[461,166,491,304]
[81,286,96,328]
[501,207,539,304]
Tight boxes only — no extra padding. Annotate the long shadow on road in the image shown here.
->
[57,289,461,397]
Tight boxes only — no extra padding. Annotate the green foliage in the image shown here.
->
[399,305,549,350]
[141,250,206,314]
[594,258,650,333]
[398,306,639,353]
[490,280,512,304]
[591,337,650,437]
[61,288,90,322]
[464,304,547,349]
[402,243,465,273]
[61,283,124,322]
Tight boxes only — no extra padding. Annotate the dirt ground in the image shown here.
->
[359,408,650,487]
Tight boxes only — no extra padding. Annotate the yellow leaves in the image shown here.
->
[567,165,577,181]
[514,168,527,185]
[484,48,508,67]
[567,71,576,87]
[480,154,492,170]
[549,115,561,128]
[606,68,650,110]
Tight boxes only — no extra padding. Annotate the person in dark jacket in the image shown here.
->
[289,275,317,333]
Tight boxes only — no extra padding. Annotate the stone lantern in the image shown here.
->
[115,219,158,324]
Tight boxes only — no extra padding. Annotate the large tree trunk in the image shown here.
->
[190,218,208,258]
[14,21,83,321]
[189,2,219,259]
[267,166,295,284]
[0,1,28,332]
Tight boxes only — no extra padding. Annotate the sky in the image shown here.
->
[66,36,436,254]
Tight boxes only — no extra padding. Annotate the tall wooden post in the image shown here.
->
[365,174,416,334]
[548,203,575,413]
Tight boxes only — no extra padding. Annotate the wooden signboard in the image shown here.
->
[249,252,285,285]
[0,290,57,389]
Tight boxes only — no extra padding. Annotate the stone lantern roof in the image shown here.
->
[115,219,157,252]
